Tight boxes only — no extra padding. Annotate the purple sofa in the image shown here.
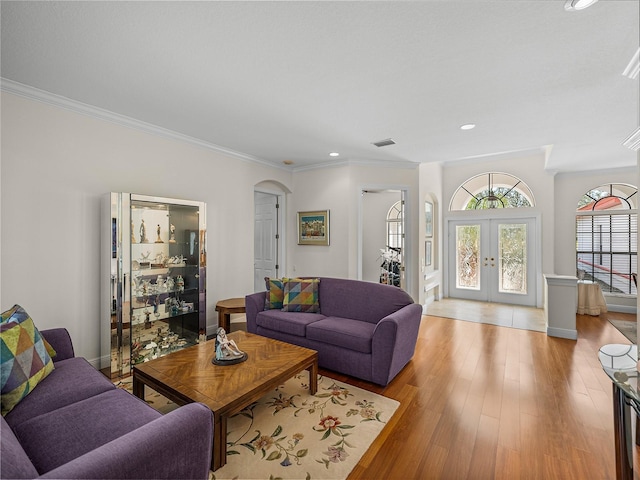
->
[245,277,422,386]
[1,328,213,479]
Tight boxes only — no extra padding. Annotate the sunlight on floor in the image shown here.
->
[425,298,546,333]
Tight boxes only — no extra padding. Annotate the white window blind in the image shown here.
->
[576,213,637,294]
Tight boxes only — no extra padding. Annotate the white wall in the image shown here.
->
[288,163,420,300]
[1,92,292,364]
[419,162,443,306]
[287,165,351,279]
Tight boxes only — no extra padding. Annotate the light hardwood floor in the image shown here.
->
[318,308,637,480]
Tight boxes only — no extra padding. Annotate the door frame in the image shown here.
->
[357,184,412,296]
[254,188,286,289]
[444,210,543,308]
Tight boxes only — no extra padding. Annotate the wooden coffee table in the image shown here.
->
[132,330,318,471]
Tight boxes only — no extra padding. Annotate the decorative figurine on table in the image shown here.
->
[155,224,163,243]
[139,219,149,243]
[212,327,247,365]
[169,224,176,243]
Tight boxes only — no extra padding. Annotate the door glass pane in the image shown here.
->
[498,223,527,294]
[456,225,480,290]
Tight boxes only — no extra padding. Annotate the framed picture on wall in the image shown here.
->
[297,210,330,246]
[425,240,432,267]
[425,201,433,237]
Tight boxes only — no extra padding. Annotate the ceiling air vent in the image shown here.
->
[372,138,396,148]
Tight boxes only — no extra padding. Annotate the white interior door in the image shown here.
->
[448,217,537,306]
[254,192,279,291]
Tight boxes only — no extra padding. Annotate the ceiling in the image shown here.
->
[1,1,638,173]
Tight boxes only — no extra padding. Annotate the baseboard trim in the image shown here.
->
[547,327,578,340]
[606,305,637,314]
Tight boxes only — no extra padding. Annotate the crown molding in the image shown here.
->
[291,157,419,173]
[0,78,290,171]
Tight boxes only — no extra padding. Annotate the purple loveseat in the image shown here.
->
[1,328,214,479]
[245,277,422,386]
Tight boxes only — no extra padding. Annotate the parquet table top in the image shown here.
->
[132,330,318,471]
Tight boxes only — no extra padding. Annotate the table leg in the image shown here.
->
[217,311,231,332]
[132,374,144,400]
[211,414,227,471]
[308,362,318,395]
[612,383,633,480]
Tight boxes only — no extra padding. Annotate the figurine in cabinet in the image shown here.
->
[155,224,163,243]
[139,219,149,243]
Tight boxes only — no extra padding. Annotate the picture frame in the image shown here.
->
[297,210,330,246]
[425,240,432,267]
[425,201,433,237]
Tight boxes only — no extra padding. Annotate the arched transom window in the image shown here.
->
[387,201,403,249]
[450,172,535,211]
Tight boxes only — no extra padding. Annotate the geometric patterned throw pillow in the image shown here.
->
[282,278,320,313]
[264,277,285,310]
[1,304,56,359]
[0,305,55,416]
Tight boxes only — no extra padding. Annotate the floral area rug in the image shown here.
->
[115,373,399,480]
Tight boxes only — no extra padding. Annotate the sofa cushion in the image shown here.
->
[4,357,115,429]
[0,415,38,479]
[264,277,285,310]
[282,278,320,313]
[318,277,414,323]
[256,310,325,337]
[13,388,162,474]
[1,305,55,416]
[306,317,376,354]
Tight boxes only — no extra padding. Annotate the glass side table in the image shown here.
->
[599,344,639,480]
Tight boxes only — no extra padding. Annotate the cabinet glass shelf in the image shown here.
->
[102,193,206,378]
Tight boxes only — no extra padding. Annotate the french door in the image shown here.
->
[447,217,537,306]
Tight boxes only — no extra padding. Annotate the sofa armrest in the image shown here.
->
[40,328,75,361]
[371,303,423,385]
[245,292,266,333]
[39,402,214,479]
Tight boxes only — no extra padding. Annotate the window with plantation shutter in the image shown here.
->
[576,184,637,295]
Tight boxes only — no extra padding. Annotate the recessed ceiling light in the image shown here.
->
[460,123,476,131]
[329,152,340,157]
[564,0,598,11]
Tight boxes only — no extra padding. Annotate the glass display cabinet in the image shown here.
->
[102,193,206,378]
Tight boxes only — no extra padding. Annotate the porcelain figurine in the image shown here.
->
[139,219,149,243]
[215,327,244,361]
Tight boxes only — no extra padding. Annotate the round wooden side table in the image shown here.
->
[215,297,246,332]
